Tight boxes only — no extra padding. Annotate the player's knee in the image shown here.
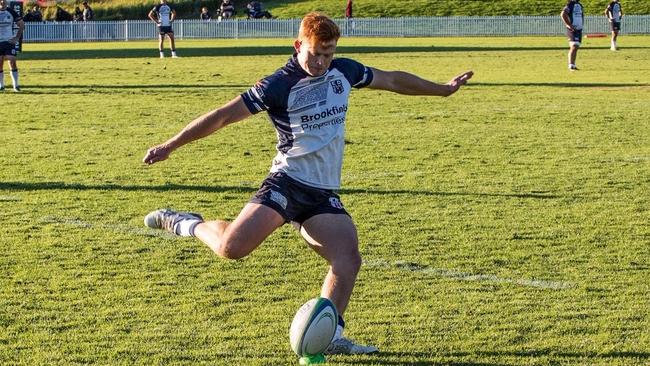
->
[215,235,255,260]
[332,249,362,275]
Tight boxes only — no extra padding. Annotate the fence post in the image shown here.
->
[125,20,128,41]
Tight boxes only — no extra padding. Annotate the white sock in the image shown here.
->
[0,72,4,88]
[159,51,164,57]
[332,324,343,341]
[174,218,202,237]
[171,50,177,57]
[11,70,18,88]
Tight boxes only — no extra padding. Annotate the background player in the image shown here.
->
[0,0,24,92]
[148,0,177,58]
[605,0,623,51]
[561,0,584,71]
[143,12,472,355]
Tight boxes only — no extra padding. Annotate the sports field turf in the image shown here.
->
[1,36,649,365]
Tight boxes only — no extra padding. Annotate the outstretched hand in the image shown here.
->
[143,144,172,165]
[446,71,474,95]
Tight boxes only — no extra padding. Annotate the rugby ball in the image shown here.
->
[289,297,338,356]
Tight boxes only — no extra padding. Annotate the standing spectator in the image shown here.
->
[200,6,211,21]
[82,1,94,21]
[605,0,623,51]
[218,0,235,20]
[0,0,24,92]
[148,0,178,58]
[561,0,584,71]
[345,0,352,18]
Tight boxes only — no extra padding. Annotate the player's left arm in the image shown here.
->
[11,19,24,44]
[367,67,473,97]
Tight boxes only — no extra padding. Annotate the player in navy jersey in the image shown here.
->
[148,0,178,58]
[561,0,584,71]
[0,0,24,92]
[143,12,472,355]
[605,0,623,51]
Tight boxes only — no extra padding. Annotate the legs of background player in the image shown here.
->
[568,43,579,70]
[158,33,165,58]
[193,203,285,259]
[611,30,619,50]
[168,33,178,57]
[7,56,18,91]
[0,56,19,91]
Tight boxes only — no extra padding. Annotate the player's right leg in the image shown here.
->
[194,203,284,259]
[7,56,19,91]
[144,203,284,260]
[158,34,165,58]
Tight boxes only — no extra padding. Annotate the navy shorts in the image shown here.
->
[567,29,583,44]
[249,172,349,224]
[158,26,174,35]
[610,22,621,32]
[0,41,17,57]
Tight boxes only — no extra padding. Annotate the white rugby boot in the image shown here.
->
[324,337,379,355]
[144,208,203,235]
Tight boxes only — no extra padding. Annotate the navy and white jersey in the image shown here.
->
[563,1,584,30]
[152,3,174,26]
[241,55,373,190]
[607,2,622,22]
[0,7,21,42]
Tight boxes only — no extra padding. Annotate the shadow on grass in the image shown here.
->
[340,350,650,365]
[21,45,650,60]
[0,181,564,200]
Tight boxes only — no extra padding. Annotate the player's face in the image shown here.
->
[0,0,6,10]
[294,38,337,77]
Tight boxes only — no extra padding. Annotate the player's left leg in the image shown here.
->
[168,33,178,57]
[0,55,4,90]
[7,56,19,91]
[158,33,165,58]
[297,213,378,355]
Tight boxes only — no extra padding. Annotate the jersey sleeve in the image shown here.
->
[334,58,374,89]
[240,76,286,115]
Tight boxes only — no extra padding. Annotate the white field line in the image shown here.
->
[39,216,573,289]
[0,196,22,201]
[39,216,179,240]
[364,259,574,290]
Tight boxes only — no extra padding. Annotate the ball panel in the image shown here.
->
[289,297,338,357]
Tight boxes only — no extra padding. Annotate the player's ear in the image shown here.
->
[293,39,302,53]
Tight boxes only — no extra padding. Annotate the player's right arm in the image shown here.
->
[561,10,573,30]
[143,96,252,165]
[148,9,157,23]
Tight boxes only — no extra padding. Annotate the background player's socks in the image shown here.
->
[0,72,4,89]
[11,70,19,90]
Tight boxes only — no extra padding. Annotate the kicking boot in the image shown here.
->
[324,337,379,355]
[144,208,203,235]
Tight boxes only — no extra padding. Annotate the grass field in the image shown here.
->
[1,36,649,365]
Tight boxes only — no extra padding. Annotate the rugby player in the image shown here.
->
[605,0,624,51]
[561,0,584,71]
[148,0,178,58]
[0,0,24,92]
[143,12,472,354]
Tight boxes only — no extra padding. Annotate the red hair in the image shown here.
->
[299,12,341,44]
